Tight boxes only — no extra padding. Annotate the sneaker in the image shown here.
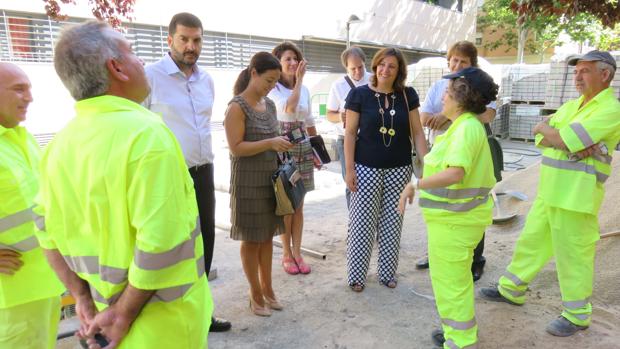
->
[478,286,521,306]
[545,316,588,337]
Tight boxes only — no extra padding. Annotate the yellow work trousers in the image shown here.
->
[0,296,61,349]
[116,276,213,349]
[428,222,484,349]
[498,197,599,326]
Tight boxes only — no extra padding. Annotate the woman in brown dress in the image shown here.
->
[224,52,293,317]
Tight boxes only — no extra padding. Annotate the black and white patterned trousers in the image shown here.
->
[347,163,413,287]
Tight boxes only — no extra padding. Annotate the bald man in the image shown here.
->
[0,63,64,349]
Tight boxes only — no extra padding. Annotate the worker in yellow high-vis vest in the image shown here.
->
[0,62,64,349]
[400,67,499,349]
[480,50,620,338]
[34,21,212,348]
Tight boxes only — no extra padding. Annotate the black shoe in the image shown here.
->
[546,316,588,337]
[431,329,445,347]
[471,257,486,282]
[209,316,232,332]
[416,256,429,269]
[478,286,521,306]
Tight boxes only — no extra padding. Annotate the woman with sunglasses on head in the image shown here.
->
[267,41,317,276]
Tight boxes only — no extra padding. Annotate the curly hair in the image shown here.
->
[448,78,495,114]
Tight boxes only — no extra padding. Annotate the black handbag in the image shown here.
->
[272,152,306,216]
[309,135,331,165]
[485,123,504,183]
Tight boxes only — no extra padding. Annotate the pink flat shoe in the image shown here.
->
[294,257,311,274]
[282,257,299,275]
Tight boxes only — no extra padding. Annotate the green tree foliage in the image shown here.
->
[512,0,620,28]
[478,0,563,63]
[43,0,135,28]
[479,0,619,63]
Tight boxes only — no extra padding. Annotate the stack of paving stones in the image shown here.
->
[408,65,450,102]
[494,64,549,140]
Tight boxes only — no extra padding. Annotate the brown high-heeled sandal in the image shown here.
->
[264,296,284,311]
[249,292,271,317]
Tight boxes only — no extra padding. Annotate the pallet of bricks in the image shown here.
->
[407,63,449,103]
[491,64,549,140]
[544,51,620,120]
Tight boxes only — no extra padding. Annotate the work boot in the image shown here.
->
[209,316,232,332]
[471,256,486,282]
[431,329,445,348]
[545,316,588,337]
[416,256,430,269]
[478,286,521,306]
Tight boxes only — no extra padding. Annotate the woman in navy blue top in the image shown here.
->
[343,48,428,292]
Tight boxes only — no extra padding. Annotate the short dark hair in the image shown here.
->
[272,41,304,87]
[341,46,366,69]
[447,41,478,67]
[233,52,281,95]
[448,78,494,114]
[169,12,203,36]
[370,48,408,93]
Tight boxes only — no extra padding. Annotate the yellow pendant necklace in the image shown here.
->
[375,92,396,147]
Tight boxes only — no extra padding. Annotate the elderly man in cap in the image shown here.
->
[480,50,620,337]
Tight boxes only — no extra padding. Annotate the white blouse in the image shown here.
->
[267,82,315,127]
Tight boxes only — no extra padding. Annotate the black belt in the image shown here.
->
[188,163,211,174]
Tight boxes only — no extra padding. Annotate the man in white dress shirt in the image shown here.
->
[144,12,230,332]
[326,46,371,207]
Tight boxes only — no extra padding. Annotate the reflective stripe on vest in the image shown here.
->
[0,235,39,252]
[419,195,489,212]
[442,317,476,330]
[592,153,612,165]
[0,206,34,233]
[90,254,205,305]
[563,299,590,309]
[33,213,45,231]
[569,123,595,148]
[64,223,201,285]
[64,255,128,285]
[541,156,609,183]
[504,270,527,287]
[423,187,491,200]
[133,223,201,270]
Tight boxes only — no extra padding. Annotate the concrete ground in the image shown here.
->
[57,129,620,348]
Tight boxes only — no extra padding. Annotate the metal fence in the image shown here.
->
[0,10,437,72]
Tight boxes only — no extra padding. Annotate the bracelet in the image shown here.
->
[411,177,419,190]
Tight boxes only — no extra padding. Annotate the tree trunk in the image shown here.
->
[517,25,528,63]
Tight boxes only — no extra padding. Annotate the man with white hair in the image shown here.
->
[480,50,620,338]
[35,21,212,348]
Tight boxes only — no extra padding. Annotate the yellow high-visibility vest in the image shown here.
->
[535,87,620,215]
[419,112,496,226]
[0,125,63,308]
[35,95,206,309]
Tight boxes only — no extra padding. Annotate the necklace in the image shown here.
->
[375,92,397,147]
